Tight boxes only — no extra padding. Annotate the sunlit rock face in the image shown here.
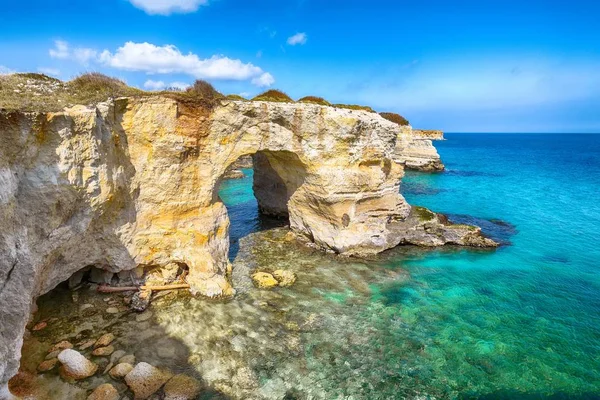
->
[395,127,445,171]
[0,97,492,393]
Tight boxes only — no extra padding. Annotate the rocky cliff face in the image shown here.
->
[0,97,494,395]
[394,126,445,171]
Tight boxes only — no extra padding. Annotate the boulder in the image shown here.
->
[57,349,98,380]
[124,362,171,399]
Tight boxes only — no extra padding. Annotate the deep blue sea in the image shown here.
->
[219,133,600,398]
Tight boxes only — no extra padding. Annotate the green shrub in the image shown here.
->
[226,94,247,101]
[379,112,409,126]
[252,89,294,103]
[297,96,330,106]
[186,80,222,100]
[333,103,375,113]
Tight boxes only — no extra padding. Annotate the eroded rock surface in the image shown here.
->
[0,97,494,393]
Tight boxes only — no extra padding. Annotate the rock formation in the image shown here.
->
[0,96,494,395]
[394,127,445,171]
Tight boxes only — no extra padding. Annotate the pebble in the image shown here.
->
[106,307,119,314]
[94,333,115,349]
[37,358,58,372]
[45,350,61,360]
[110,350,127,363]
[32,321,47,331]
[135,311,153,322]
[87,383,119,400]
[49,340,73,353]
[109,362,133,379]
[119,355,135,365]
[78,339,96,351]
[92,346,115,357]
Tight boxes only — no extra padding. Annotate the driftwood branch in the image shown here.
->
[97,284,190,293]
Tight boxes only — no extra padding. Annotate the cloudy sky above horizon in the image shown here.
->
[1,0,599,132]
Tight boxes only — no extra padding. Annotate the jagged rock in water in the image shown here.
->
[124,362,171,400]
[87,383,119,400]
[0,96,495,392]
[57,349,98,380]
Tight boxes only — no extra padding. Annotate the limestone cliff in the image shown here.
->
[395,127,445,171]
[0,96,494,395]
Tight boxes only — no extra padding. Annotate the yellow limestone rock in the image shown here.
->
[251,272,279,289]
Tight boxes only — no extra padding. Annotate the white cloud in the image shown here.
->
[73,48,98,66]
[128,0,208,15]
[0,66,15,75]
[99,42,274,86]
[49,40,70,59]
[251,72,275,87]
[287,32,307,46]
[144,79,166,90]
[49,40,97,66]
[38,67,60,76]
[167,81,190,90]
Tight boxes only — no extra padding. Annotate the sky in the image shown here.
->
[1,0,599,132]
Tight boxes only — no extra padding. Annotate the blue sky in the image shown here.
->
[1,0,599,132]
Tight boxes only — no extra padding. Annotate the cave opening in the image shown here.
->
[216,150,308,261]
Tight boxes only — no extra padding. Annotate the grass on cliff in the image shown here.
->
[379,112,410,126]
[251,89,294,103]
[297,96,331,106]
[333,103,376,113]
[0,73,228,112]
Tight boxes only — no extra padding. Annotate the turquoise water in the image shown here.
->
[219,134,600,398]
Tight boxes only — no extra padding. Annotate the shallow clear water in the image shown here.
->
[24,134,600,399]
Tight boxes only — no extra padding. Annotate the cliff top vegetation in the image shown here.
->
[0,72,409,124]
[379,112,410,126]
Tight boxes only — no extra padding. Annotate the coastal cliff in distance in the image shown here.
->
[0,74,495,396]
[395,127,445,172]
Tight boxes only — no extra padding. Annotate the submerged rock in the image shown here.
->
[49,340,73,353]
[163,374,201,400]
[87,383,119,400]
[92,346,115,357]
[57,349,98,380]
[124,362,171,399]
[37,358,58,373]
[94,334,115,349]
[130,290,152,312]
[251,272,279,289]
[272,270,297,287]
[109,363,133,379]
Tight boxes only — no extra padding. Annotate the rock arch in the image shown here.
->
[0,97,495,393]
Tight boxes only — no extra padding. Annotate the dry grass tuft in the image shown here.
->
[297,96,330,106]
[379,112,410,126]
[225,94,248,101]
[333,103,376,113]
[252,89,294,103]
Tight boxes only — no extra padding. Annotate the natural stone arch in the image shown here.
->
[0,97,495,393]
